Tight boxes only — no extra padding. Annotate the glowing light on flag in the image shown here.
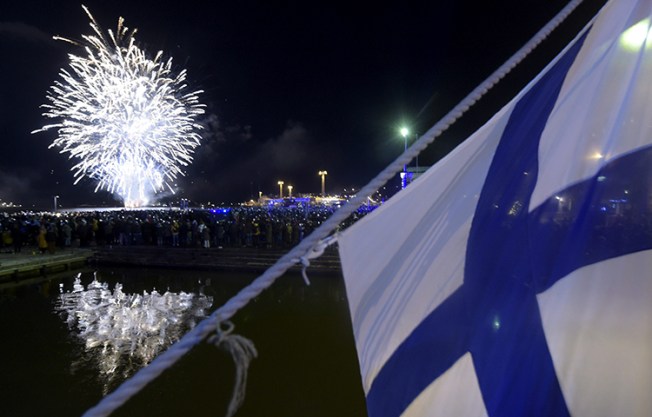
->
[619,18,652,51]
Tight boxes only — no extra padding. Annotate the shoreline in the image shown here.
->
[0,244,341,285]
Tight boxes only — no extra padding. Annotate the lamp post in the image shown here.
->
[288,185,293,197]
[318,171,328,197]
[400,127,409,189]
[278,181,284,198]
[53,195,59,212]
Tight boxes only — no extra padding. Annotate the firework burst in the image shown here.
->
[33,6,205,207]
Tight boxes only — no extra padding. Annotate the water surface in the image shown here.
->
[0,267,367,417]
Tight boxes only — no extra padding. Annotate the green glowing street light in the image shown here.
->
[400,127,409,188]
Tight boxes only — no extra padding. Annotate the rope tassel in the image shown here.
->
[208,321,258,417]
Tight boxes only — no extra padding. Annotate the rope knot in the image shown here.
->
[207,320,235,346]
[293,234,339,285]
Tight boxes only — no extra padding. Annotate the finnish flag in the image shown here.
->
[338,1,652,416]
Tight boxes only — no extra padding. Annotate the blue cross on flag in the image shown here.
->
[338,1,652,416]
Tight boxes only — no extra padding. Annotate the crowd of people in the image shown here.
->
[0,204,377,254]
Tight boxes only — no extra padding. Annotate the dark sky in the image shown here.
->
[0,0,606,209]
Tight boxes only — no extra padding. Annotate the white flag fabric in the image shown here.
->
[338,1,652,416]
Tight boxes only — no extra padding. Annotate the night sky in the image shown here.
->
[0,0,606,209]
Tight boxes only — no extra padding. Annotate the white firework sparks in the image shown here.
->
[33,6,205,207]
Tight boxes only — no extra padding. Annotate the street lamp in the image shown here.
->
[400,127,409,189]
[278,181,284,198]
[53,195,59,212]
[318,171,328,197]
[288,185,293,198]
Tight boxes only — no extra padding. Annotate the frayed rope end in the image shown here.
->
[208,321,258,417]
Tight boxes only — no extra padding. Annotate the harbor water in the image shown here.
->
[0,266,367,417]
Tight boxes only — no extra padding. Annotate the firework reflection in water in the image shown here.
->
[56,273,213,393]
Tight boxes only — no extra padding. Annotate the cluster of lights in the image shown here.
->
[0,200,21,208]
[273,171,328,201]
[33,6,205,208]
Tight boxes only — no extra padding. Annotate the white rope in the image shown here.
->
[293,233,339,285]
[81,1,585,415]
[207,321,258,417]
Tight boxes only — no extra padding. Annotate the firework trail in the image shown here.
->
[33,6,205,207]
